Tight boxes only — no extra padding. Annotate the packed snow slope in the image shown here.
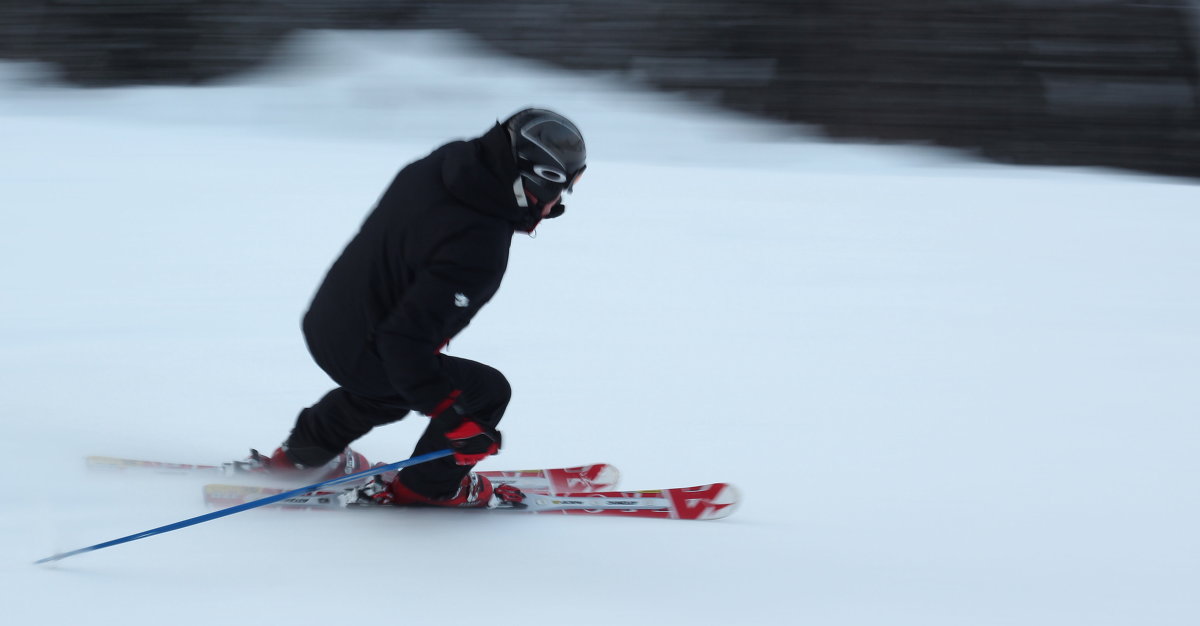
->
[1,30,1197,626]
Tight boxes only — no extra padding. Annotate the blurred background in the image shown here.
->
[3,7,1199,624]
[1,0,1198,178]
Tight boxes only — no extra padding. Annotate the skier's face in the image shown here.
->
[524,168,579,218]
[539,194,562,217]
[539,170,582,216]
[523,187,561,217]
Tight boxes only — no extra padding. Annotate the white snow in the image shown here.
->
[1,29,1198,625]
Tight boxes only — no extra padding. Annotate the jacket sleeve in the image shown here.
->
[373,228,504,413]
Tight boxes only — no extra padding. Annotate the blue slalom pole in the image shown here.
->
[35,449,454,565]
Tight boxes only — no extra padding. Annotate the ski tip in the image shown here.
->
[701,482,741,521]
[669,482,741,521]
[591,464,620,491]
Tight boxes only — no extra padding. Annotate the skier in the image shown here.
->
[246,108,586,507]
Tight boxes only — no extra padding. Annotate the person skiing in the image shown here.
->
[246,108,586,508]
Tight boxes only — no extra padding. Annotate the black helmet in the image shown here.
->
[503,108,586,210]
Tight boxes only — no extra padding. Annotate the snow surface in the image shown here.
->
[2,30,1198,626]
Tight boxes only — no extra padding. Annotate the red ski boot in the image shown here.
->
[371,472,520,508]
[386,472,495,508]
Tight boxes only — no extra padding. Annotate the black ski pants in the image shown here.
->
[285,349,510,497]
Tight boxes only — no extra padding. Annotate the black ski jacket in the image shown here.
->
[302,123,543,412]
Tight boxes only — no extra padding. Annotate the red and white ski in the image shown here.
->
[87,455,619,495]
[203,481,739,521]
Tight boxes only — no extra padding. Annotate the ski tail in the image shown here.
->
[86,455,225,475]
[37,450,456,564]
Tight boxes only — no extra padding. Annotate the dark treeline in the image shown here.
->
[2,0,1197,178]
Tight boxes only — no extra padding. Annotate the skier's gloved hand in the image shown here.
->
[444,414,502,466]
[425,388,503,465]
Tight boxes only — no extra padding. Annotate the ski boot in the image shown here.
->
[225,446,370,482]
[345,472,524,509]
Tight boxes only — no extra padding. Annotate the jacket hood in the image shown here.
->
[441,122,545,232]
